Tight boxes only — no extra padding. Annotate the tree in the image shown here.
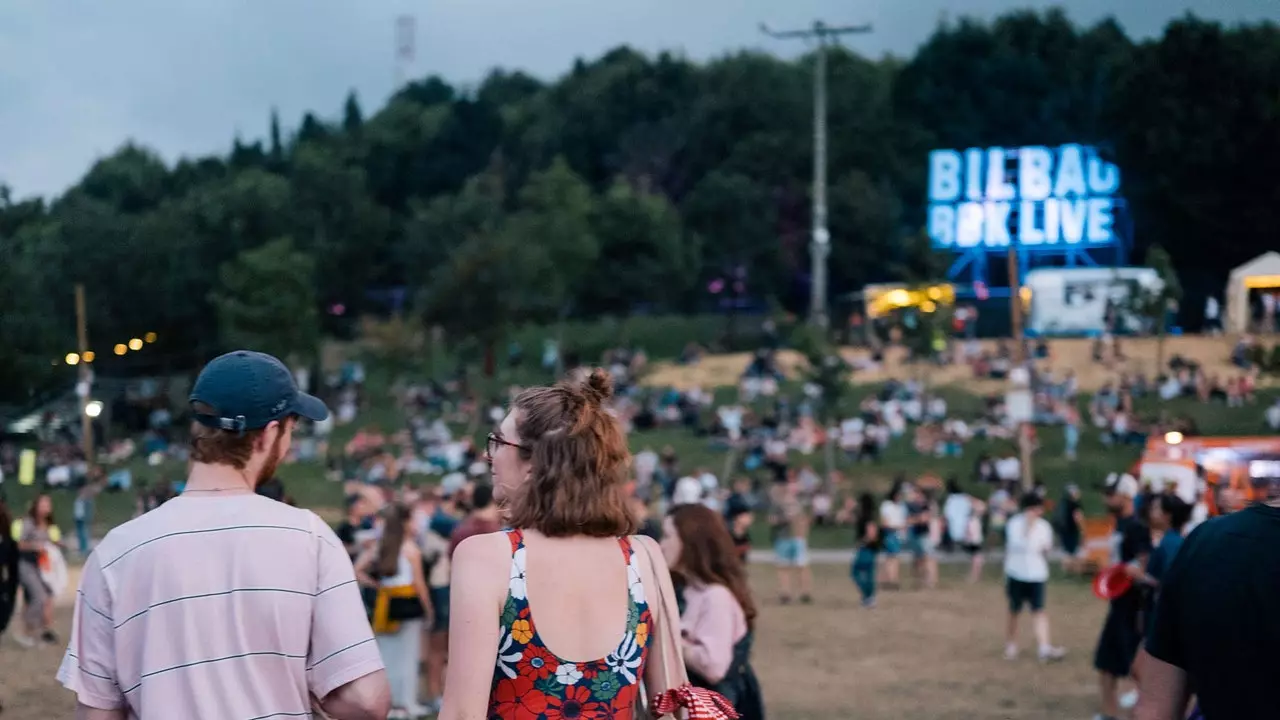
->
[1122,244,1184,372]
[583,178,695,314]
[791,324,853,478]
[342,91,365,134]
[211,238,320,363]
[505,157,600,320]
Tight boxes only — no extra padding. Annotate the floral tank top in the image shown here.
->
[489,529,652,719]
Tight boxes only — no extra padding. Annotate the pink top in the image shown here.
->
[680,582,748,684]
[57,494,384,719]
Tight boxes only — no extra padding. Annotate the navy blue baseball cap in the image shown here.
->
[189,351,328,433]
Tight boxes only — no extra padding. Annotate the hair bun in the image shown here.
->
[580,367,614,405]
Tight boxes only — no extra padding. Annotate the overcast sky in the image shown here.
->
[1,0,1275,200]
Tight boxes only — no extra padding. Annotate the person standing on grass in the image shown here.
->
[11,493,63,647]
[417,490,453,717]
[878,481,907,590]
[770,477,813,604]
[355,503,433,719]
[439,369,690,719]
[73,469,105,557]
[1134,476,1280,720]
[851,493,881,608]
[57,350,390,720]
[1093,473,1151,720]
[1055,484,1086,574]
[905,484,938,589]
[1002,493,1066,662]
[662,503,765,720]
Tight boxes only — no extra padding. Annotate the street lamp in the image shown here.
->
[85,400,104,418]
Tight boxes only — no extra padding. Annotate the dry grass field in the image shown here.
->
[0,564,1109,720]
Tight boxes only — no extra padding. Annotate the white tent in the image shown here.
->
[1226,252,1280,333]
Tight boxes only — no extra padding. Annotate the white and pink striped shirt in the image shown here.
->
[57,493,383,719]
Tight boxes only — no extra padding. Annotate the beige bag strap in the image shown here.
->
[634,535,689,710]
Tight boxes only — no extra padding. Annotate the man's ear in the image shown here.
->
[256,421,280,451]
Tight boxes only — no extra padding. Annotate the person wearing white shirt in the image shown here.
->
[878,483,908,589]
[1003,493,1066,662]
[672,475,704,506]
[943,481,984,583]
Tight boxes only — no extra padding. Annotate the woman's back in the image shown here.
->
[489,529,650,718]
[518,531,634,662]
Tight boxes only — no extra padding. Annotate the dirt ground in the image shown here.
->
[0,565,1108,719]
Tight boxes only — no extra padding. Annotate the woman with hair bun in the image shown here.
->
[440,369,687,720]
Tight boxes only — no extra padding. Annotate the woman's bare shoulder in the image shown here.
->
[454,530,514,566]
[629,534,668,571]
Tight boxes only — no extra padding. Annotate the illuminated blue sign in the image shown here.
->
[927,144,1123,250]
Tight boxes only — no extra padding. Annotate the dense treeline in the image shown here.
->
[2,10,1278,401]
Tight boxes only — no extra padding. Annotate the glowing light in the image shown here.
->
[128,338,144,351]
[926,287,943,300]
[1164,431,1184,445]
[85,400,104,418]
[921,301,938,313]
[144,332,157,343]
[885,289,910,307]
[114,344,128,356]
[65,353,80,366]
[82,351,96,363]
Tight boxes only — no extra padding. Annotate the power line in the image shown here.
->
[760,20,873,330]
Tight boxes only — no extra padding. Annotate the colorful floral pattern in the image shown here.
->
[488,530,652,719]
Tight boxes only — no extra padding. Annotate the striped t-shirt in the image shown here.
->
[57,493,384,719]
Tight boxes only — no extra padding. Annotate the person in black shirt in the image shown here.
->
[1136,494,1280,720]
[1055,484,1086,574]
[334,493,372,563]
[724,478,756,564]
[1094,473,1152,720]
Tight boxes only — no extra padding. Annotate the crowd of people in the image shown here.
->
[2,326,1276,718]
[39,354,757,720]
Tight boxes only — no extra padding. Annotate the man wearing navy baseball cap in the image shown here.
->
[57,351,390,720]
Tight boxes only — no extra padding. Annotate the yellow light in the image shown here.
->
[114,343,127,356]
[64,352,80,366]
[144,332,157,343]
[82,351,96,363]
[1164,431,1184,445]
[921,300,938,313]
[128,338,143,351]
[885,289,910,307]
[927,286,942,300]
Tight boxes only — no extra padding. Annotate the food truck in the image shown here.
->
[1080,434,1280,570]
[1137,433,1280,515]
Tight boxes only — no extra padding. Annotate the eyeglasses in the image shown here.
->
[487,432,526,458]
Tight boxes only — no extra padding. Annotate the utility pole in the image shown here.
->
[74,283,95,469]
[394,15,416,89]
[1006,246,1035,491]
[761,20,873,330]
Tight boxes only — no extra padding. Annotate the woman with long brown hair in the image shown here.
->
[11,492,63,647]
[440,369,688,720]
[662,503,765,720]
[355,502,433,719]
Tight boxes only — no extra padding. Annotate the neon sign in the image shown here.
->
[927,144,1123,250]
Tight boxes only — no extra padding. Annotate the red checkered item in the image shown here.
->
[651,684,740,719]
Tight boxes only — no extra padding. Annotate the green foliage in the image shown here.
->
[3,11,1280,396]
[790,324,852,421]
[211,237,320,362]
